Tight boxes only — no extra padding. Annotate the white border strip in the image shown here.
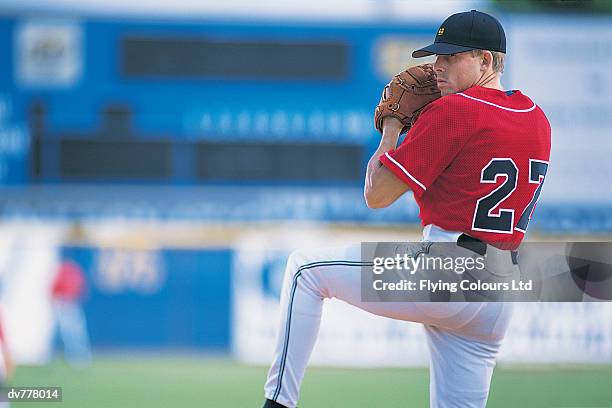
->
[1,0,474,20]
[384,152,427,191]
[457,93,537,113]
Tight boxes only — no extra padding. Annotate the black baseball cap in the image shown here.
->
[413,10,506,58]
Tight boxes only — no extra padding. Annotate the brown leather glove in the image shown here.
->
[374,63,441,134]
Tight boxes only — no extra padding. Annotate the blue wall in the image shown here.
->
[63,246,232,351]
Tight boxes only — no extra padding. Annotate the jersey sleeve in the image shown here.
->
[379,97,471,198]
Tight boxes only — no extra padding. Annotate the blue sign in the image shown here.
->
[62,246,232,351]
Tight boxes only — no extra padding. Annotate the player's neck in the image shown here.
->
[480,82,504,92]
[474,72,504,92]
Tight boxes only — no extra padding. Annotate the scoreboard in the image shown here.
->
[0,16,435,185]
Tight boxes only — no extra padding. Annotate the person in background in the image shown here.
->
[51,259,92,368]
[0,311,12,407]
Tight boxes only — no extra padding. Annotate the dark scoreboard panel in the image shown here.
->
[59,138,173,179]
[52,138,361,183]
[196,142,361,182]
[122,37,348,80]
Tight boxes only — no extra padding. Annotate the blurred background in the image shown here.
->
[0,0,610,407]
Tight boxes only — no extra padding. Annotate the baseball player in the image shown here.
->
[262,10,551,408]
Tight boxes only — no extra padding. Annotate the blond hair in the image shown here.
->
[472,49,505,73]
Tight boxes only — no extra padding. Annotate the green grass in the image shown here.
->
[8,356,612,408]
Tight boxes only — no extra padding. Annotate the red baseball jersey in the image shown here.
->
[379,86,551,250]
[52,260,86,301]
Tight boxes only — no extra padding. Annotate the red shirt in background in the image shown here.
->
[52,260,86,301]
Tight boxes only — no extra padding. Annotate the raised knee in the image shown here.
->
[284,248,327,298]
[286,248,315,276]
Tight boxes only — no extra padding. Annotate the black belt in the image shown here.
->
[457,233,519,265]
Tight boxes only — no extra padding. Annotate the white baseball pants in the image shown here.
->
[264,235,515,407]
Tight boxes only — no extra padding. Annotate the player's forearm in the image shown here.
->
[380,117,403,148]
[365,124,400,196]
[364,118,408,208]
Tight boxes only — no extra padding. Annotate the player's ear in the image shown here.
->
[481,51,493,71]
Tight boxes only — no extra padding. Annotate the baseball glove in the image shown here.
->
[374,63,441,134]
